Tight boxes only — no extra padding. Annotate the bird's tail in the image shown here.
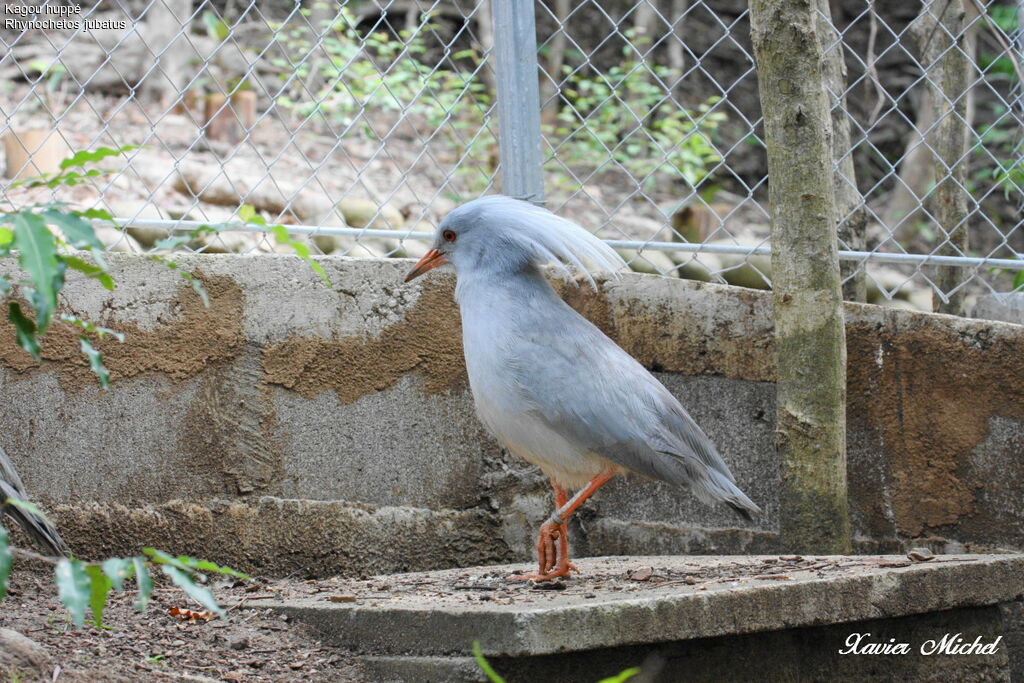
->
[699,467,761,522]
[0,444,70,557]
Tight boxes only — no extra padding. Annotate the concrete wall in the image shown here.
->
[1,254,1022,576]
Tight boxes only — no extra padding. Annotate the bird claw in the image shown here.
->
[508,521,578,583]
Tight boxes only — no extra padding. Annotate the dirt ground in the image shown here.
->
[0,567,360,682]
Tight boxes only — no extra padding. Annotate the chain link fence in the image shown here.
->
[1,0,1022,316]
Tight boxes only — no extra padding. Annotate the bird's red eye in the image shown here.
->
[442,230,457,243]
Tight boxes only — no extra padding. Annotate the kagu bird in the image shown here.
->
[406,196,759,581]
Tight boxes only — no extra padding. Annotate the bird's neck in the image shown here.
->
[454,263,558,309]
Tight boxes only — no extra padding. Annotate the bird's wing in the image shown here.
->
[506,308,759,515]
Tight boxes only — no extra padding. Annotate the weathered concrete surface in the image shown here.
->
[262,554,1022,682]
[0,254,1022,571]
[31,497,512,577]
[974,293,1024,326]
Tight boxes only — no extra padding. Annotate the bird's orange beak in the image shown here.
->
[404,249,447,282]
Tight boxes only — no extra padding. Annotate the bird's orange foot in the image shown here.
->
[509,564,574,583]
[508,520,579,582]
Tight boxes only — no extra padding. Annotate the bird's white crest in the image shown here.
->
[468,196,626,287]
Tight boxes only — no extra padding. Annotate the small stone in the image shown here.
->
[228,636,249,651]
[0,628,51,673]
[628,566,654,581]
[908,548,935,562]
[329,595,357,603]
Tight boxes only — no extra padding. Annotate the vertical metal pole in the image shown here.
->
[490,0,546,204]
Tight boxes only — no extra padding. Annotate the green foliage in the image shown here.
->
[0,523,246,628]
[472,641,506,683]
[271,13,723,198]
[202,10,230,42]
[143,547,251,581]
[979,6,1020,78]
[550,33,724,191]
[271,6,494,199]
[3,497,51,521]
[132,556,153,611]
[238,204,331,285]
[160,565,225,619]
[0,527,10,601]
[272,7,487,129]
[0,145,215,384]
[55,558,91,628]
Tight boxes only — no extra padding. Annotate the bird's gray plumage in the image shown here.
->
[425,195,760,519]
[0,443,69,556]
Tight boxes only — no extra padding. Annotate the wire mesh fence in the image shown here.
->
[0,0,1022,316]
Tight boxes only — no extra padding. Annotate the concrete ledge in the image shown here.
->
[266,554,1023,657]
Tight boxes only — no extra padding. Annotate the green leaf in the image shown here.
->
[133,558,152,611]
[42,210,103,250]
[160,565,225,618]
[267,224,330,286]
[151,223,223,252]
[59,314,124,341]
[8,302,41,359]
[102,557,134,593]
[202,10,230,41]
[0,227,13,249]
[1013,269,1024,291]
[472,641,506,683]
[80,337,110,388]
[142,549,250,580]
[237,204,259,224]
[147,255,210,307]
[55,558,91,628]
[13,212,62,331]
[74,208,114,222]
[152,234,193,251]
[62,255,114,290]
[0,526,11,601]
[597,668,642,683]
[2,497,52,524]
[85,564,113,628]
[59,145,138,171]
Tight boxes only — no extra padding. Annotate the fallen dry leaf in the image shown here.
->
[168,607,216,623]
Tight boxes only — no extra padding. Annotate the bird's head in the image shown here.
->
[404,195,625,286]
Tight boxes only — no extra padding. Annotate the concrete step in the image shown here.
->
[259,554,1024,682]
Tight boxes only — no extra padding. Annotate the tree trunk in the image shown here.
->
[666,0,688,104]
[913,0,971,315]
[140,0,194,108]
[816,0,867,302]
[750,0,851,554]
[541,0,570,117]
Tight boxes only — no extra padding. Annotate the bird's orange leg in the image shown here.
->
[551,481,578,575]
[511,471,615,582]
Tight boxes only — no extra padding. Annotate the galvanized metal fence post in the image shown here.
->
[489,0,546,204]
